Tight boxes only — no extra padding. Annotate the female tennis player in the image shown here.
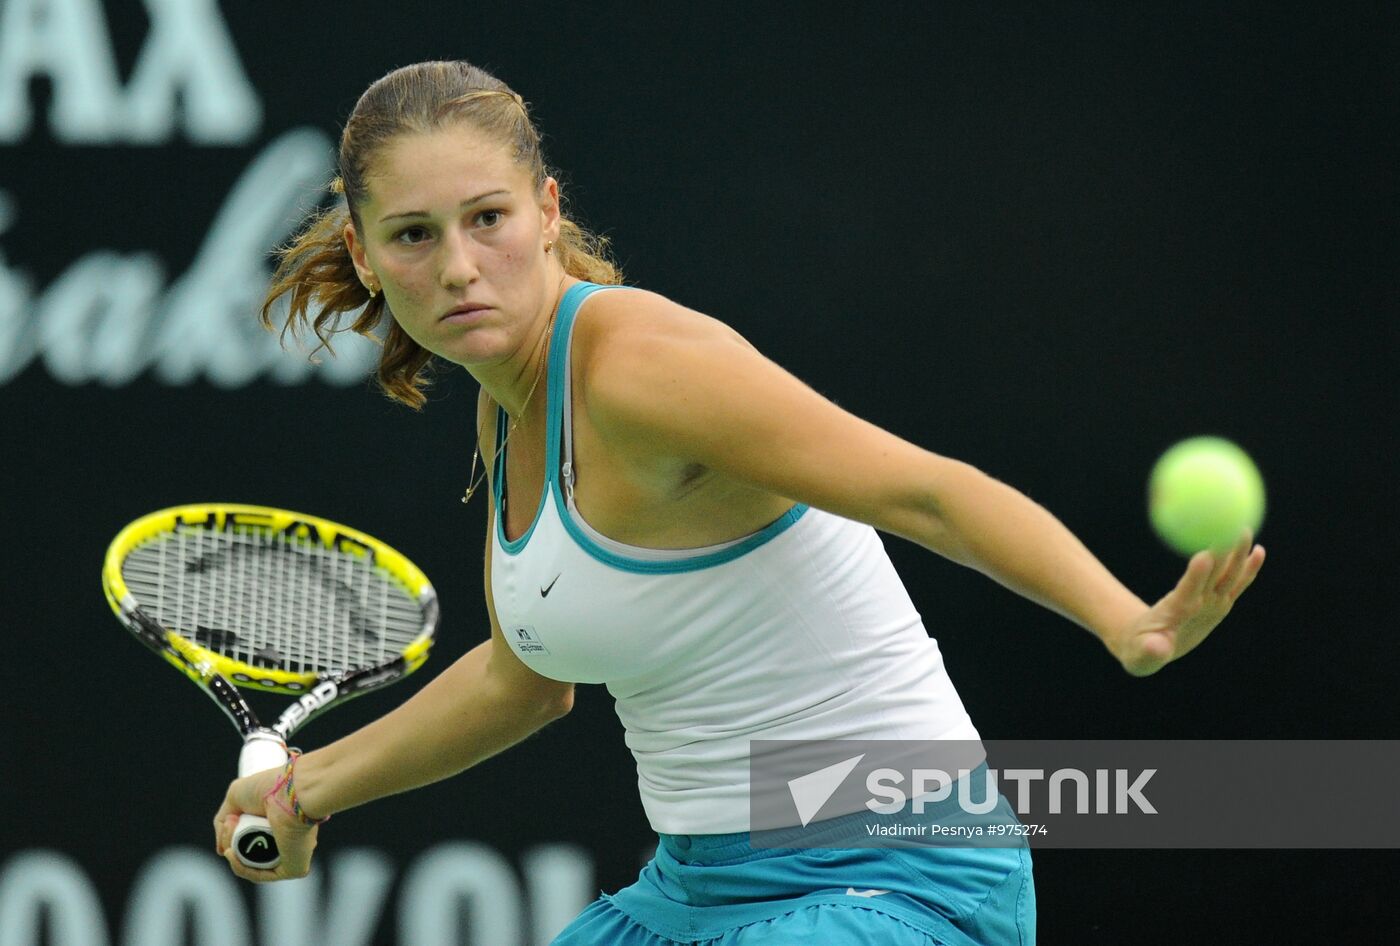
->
[214,61,1265,944]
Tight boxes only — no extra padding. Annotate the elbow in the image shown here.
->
[511,679,574,726]
[914,458,989,565]
[542,684,575,722]
[502,681,573,734]
[879,482,964,563]
[484,642,575,724]
[517,676,574,725]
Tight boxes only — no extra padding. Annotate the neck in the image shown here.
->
[470,268,572,422]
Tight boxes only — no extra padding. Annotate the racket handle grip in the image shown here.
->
[232,731,288,870]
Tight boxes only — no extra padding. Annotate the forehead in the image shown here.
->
[364,124,529,214]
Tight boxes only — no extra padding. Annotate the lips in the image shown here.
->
[440,303,491,322]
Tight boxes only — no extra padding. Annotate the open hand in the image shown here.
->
[1113,528,1266,676]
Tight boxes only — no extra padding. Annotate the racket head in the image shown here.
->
[103,503,438,697]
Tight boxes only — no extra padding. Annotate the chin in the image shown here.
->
[437,336,508,368]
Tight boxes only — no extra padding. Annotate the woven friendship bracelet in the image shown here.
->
[261,750,331,827]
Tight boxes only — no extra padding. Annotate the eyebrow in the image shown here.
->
[378,190,510,224]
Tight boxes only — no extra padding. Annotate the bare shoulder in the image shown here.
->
[572,287,755,449]
[575,285,753,353]
[561,284,965,544]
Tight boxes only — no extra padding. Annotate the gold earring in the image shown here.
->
[544,240,554,254]
[367,283,379,298]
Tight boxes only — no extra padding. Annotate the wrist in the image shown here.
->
[262,751,332,826]
[1095,595,1150,661]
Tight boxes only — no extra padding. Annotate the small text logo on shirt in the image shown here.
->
[510,625,551,656]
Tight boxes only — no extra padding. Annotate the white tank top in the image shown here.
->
[490,282,979,833]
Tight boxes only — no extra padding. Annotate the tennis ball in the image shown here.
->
[1148,436,1266,557]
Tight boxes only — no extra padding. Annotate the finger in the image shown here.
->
[214,798,238,857]
[1180,549,1215,598]
[1226,528,1271,587]
[222,846,283,884]
[277,828,319,879]
[216,810,243,859]
[1207,528,1251,591]
[1227,544,1266,598]
[214,781,258,856]
[1208,532,1245,593]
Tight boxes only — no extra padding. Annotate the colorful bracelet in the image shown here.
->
[261,750,331,827]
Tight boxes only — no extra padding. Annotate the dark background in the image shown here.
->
[2,1,1395,942]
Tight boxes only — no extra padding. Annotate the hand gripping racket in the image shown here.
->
[102,504,438,870]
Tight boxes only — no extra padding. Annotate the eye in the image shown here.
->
[395,225,429,245]
[477,210,503,228]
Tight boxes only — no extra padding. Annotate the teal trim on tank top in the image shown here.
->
[493,401,549,555]
[555,491,809,574]
[494,282,595,555]
[494,280,809,571]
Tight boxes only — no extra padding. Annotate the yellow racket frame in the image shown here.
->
[103,503,436,694]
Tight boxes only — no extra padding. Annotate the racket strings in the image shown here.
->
[121,525,425,675]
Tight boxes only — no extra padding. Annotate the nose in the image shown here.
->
[437,227,478,291]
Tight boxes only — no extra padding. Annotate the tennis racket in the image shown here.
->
[102,503,438,870]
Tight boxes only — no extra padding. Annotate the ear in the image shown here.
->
[342,220,378,290]
[538,176,562,244]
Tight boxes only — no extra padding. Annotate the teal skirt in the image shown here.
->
[551,767,1035,945]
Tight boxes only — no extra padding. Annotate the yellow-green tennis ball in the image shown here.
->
[1149,436,1266,557]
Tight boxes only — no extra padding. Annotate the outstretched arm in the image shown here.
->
[581,290,1265,675]
[885,460,1264,675]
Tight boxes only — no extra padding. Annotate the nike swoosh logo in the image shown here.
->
[540,574,561,598]
[845,888,890,898]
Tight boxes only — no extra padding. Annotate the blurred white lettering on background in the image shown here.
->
[0,843,595,946]
[0,129,379,387]
[0,0,260,144]
[0,1,374,388]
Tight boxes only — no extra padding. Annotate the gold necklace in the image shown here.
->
[461,277,565,506]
